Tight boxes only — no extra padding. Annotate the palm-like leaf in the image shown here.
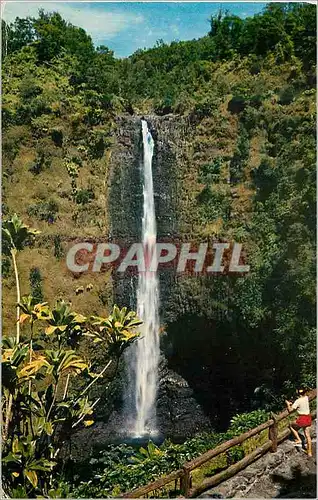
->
[17,354,50,379]
[2,214,40,254]
[19,295,51,324]
[89,305,141,358]
[2,342,29,391]
[45,300,86,347]
[44,350,89,379]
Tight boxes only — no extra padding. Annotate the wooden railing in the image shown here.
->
[120,389,316,498]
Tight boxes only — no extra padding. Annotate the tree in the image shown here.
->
[33,10,94,63]
[2,214,40,343]
[209,11,243,59]
[2,17,35,57]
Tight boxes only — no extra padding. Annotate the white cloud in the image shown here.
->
[2,2,145,41]
[170,24,179,36]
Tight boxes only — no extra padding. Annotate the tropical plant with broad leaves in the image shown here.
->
[89,305,141,358]
[44,300,86,346]
[1,216,142,498]
[2,214,40,344]
[19,295,51,325]
[131,440,165,463]
[2,300,141,497]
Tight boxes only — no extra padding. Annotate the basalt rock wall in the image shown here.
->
[107,113,212,437]
[108,113,191,320]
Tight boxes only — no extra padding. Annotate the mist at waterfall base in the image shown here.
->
[122,120,161,442]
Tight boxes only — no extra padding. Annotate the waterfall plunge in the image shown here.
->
[127,120,160,437]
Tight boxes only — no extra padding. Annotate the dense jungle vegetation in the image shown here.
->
[2,2,316,497]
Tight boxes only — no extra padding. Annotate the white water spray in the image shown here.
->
[128,120,160,436]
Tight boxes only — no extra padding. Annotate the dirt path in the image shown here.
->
[199,424,316,498]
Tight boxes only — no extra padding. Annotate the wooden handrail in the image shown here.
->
[120,389,316,498]
[189,406,317,498]
[183,419,273,472]
[119,469,183,498]
[189,440,273,497]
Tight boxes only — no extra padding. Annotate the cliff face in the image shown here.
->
[108,113,191,319]
[107,113,212,438]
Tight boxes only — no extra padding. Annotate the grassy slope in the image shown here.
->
[176,55,295,240]
[2,52,115,333]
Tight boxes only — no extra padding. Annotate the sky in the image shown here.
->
[2,1,269,57]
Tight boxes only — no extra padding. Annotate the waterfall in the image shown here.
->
[127,119,160,437]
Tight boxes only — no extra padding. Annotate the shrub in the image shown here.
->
[75,188,95,205]
[248,55,262,75]
[2,256,11,278]
[20,78,42,101]
[27,199,59,223]
[228,96,246,114]
[53,234,63,259]
[98,284,111,307]
[87,129,110,159]
[29,150,52,175]
[278,85,297,105]
[192,94,219,120]
[154,95,175,115]
[2,126,28,161]
[29,267,43,302]
[65,160,80,178]
[229,409,269,434]
[51,127,63,147]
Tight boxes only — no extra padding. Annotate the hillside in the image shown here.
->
[1,3,317,497]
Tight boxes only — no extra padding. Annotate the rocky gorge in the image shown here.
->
[71,114,214,454]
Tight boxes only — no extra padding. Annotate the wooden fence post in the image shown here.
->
[180,466,191,497]
[269,414,278,452]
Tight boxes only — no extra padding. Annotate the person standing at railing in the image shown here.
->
[285,388,312,457]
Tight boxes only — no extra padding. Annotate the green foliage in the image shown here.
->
[197,185,230,223]
[27,200,59,223]
[51,127,63,147]
[29,149,52,175]
[75,188,95,205]
[29,267,44,303]
[2,126,28,161]
[198,158,222,184]
[2,213,40,254]
[2,217,142,498]
[1,6,316,496]
[2,18,35,56]
[131,441,164,463]
[154,95,175,115]
[208,3,316,68]
[88,305,142,359]
[20,77,42,101]
[278,85,297,105]
[229,409,269,434]
[69,407,271,497]
[230,125,249,183]
[87,129,109,159]
[53,235,63,260]
[33,10,94,64]
[2,256,11,278]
